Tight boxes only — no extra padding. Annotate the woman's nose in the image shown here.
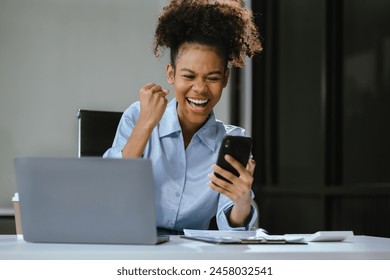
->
[193,78,207,93]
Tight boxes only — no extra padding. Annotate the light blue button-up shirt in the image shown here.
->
[103,98,257,231]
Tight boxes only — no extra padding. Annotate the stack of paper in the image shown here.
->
[182,229,304,244]
[183,229,257,243]
[182,229,354,244]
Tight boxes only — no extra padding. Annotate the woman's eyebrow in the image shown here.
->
[180,68,223,75]
[180,68,195,73]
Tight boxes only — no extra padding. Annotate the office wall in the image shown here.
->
[0,0,232,214]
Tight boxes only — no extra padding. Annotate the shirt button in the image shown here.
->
[175,192,180,197]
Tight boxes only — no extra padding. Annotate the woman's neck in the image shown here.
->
[178,112,211,148]
[180,122,198,148]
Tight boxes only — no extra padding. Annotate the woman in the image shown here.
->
[104,0,262,234]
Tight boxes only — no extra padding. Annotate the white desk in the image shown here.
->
[0,235,390,260]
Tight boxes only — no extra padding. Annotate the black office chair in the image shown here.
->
[77,109,123,157]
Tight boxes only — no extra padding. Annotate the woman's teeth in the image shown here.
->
[187,98,208,106]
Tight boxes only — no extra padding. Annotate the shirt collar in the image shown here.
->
[158,98,182,137]
[158,98,218,152]
[195,112,218,152]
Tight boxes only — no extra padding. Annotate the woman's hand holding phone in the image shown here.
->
[208,136,256,227]
[213,135,253,183]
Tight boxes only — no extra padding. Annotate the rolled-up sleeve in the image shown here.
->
[216,192,258,231]
[103,102,140,158]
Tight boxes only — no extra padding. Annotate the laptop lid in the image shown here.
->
[14,157,168,245]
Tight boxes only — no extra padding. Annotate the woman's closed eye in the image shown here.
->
[183,75,195,80]
[207,76,221,82]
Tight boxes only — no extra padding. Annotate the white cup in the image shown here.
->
[12,193,23,238]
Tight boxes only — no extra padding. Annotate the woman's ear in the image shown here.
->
[166,64,175,84]
[223,68,230,88]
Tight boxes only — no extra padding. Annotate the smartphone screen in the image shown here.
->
[214,135,253,183]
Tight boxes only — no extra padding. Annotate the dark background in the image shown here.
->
[246,0,390,237]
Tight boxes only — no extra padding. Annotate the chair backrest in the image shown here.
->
[77,109,122,157]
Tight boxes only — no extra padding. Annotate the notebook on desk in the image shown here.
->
[14,157,169,245]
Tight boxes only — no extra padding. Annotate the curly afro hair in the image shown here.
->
[153,0,262,68]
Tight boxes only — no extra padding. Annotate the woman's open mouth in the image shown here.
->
[186,97,209,108]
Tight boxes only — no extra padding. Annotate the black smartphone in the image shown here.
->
[214,135,253,183]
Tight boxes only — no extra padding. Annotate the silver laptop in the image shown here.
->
[14,157,169,245]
